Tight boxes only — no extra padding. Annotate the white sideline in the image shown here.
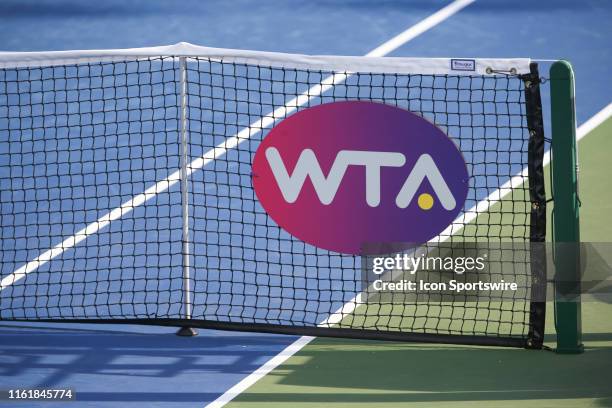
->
[205,101,612,408]
[575,103,612,142]
[203,1,477,407]
[365,0,475,57]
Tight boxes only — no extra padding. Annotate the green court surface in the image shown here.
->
[226,117,612,408]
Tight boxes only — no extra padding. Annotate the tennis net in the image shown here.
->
[0,43,546,348]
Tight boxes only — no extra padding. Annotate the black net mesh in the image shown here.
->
[0,56,545,347]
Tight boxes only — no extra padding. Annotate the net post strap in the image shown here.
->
[522,62,547,349]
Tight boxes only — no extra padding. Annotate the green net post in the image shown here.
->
[550,60,583,354]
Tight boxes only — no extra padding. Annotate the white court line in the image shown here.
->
[364,0,475,57]
[203,1,478,407]
[575,102,612,142]
[204,101,612,408]
[0,0,474,290]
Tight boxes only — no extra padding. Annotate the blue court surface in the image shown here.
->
[0,1,610,407]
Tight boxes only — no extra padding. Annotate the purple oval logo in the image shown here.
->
[252,101,469,255]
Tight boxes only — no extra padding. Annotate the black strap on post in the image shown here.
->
[522,62,547,349]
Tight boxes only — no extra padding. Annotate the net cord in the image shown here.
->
[0,42,531,76]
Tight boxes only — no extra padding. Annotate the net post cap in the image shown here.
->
[549,60,574,80]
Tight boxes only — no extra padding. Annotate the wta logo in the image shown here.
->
[252,101,469,255]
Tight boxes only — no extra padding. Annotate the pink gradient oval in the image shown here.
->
[252,101,469,255]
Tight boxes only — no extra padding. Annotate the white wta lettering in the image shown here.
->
[265,147,457,210]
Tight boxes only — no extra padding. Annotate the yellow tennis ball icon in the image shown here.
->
[417,193,434,210]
